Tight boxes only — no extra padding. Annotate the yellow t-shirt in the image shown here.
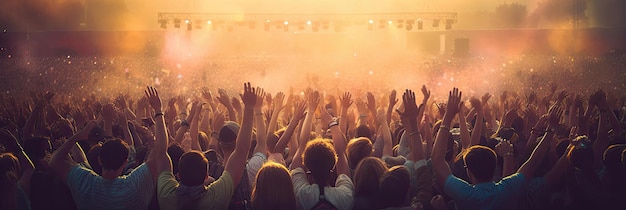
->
[157,170,234,210]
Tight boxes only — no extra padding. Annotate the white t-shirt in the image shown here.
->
[291,167,354,210]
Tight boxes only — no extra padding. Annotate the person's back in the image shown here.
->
[63,138,154,210]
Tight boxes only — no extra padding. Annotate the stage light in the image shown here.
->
[417,20,423,30]
[207,20,212,24]
[284,21,289,25]
[185,19,190,24]
[266,19,271,23]
[307,20,312,25]
[388,20,393,25]
[445,19,453,30]
[368,19,374,24]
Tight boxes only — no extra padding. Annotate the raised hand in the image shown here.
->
[217,88,232,108]
[292,101,307,122]
[366,92,377,115]
[307,90,320,112]
[101,103,116,121]
[556,90,568,105]
[444,88,462,121]
[254,87,266,110]
[421,85,431,102]
[339,92,353,111]
[547,105,564,128]
[240,82,257,107]
[145,86,162,112]
[115,95,128,109]
[388,90,398,110]
[231,97,242,112]
[398,89,419,121]
[470,97,482,112]
[211,110,225,132]
[273,92,285,111]
[495,140,514,157]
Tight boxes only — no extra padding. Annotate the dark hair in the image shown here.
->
[379,166,410,208]
[356,125,372,140]
[346,137,373,170]
[303,139,337,186]
[568,136,594,171]
[178,151,208,186]
[99,138,129,171]
[463,145,497,183]
[354,157,387,198]
[198,131,210,151]
[87,144,103,175]
[0,153,20,210]
[23,136,52,161]
[604,144,626,174]
[167,143,185,175]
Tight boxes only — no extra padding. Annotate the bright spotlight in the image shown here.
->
[368,19,374,24]
[388,20,393,25]
[207,20,212,24]
[266,19,271,23]
[306,20,312,25]
[185,19,190,24]
[284,21,289,25]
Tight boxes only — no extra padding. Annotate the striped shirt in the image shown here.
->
[66,163,155,210]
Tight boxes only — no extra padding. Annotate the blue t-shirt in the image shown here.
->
[66,163,155,210]
[444,173,525,210]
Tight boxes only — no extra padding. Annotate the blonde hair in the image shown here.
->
[251,161,296,210]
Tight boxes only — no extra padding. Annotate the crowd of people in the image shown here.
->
[0,53,625,210]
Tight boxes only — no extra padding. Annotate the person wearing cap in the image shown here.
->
[157,83,257,210]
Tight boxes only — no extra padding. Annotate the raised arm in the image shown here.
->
[397,89,425,161]
[267,92,285,136]
[144,86,171,182]
[339,92,353,135]
[217,88,237,122]
[50,121,97,183]
[432,88,462,189]
[252,87,268,155]
[518,105,563,179]
[273,101,306,155]
[189,102,202,151]
[224,82,256,187]
[470,96,485,147]
[320,105,350,177]
[291,91,320,170]
[1,129,36,198]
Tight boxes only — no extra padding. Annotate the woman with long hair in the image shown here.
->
[251,161,296,210]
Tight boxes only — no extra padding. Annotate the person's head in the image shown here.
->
[353,157,387,198]
[355,125,372,140]
[251,161,296,210]
[303,138,337,186]
[86,143,103,175]
[604,144,626,175]
[0,153,20,209]
[463,145,497,184]
[346,137,373,170]
[219,121,239,153]
[379,165,410,208]
[568,136,594,171]
[198,131,210,151]
[23,136,52,161]
[167,142,185,175]
[177,151,208,186]
[98,138,129,174]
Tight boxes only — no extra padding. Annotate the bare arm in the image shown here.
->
[2,129,36,198]
[291,91,319,170]
[518,106,562,179]
[267,92,285,136]
[432,88,462,189]
[50,121,97,183]
[144,87,171,182]
[189,102,202,151]
[252,88,268,155]
[224,83,256,187]
[273,102,305,155]
[321,107,350,177]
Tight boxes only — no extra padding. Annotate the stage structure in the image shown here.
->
[157,12,457,32]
